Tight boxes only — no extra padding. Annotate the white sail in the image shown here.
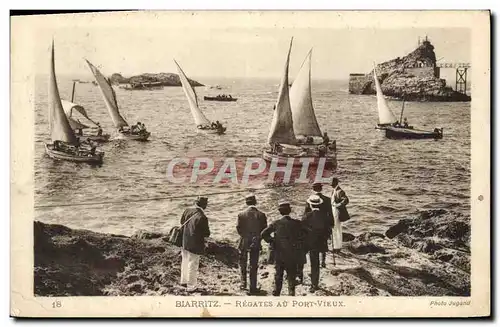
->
[48,41,78,145]
[290,49,322,137]
[267,38,297,145]
[373,64,396,125]
[85,60,128,128]
[62,100,96,130]
[174,60,211,126]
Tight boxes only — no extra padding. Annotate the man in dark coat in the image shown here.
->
[301,194,332,292]
[303,182,333,268]
[261,200,307,296]
[180,196,210,289]
[236,194,268,294]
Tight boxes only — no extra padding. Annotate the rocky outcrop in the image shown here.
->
[109,73,204,87]
[34,208,470,296]
[348,39,470,101]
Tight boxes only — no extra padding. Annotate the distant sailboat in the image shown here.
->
[86,60,151,141]
[373,64,443,140]
[61,81,110,143]
[373,64,398,128]
[174,60,226,135]
[262,38,336,168]
[44,42,104,164]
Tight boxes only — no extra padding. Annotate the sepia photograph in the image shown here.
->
[10,10,490,317]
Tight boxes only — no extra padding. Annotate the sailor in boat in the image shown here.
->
[76,128,83,136]
[403,117,409,128]
[317,145,327,157]
[96,122,103,136]
[322,132,330,146]
[392,120,401,128]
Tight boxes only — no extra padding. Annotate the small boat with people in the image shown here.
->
[45,41,104,164]
[174,59,227,135]
[203,94,237,102]
[262,38,336,168]
[86,59,151,141]
[62,80,110,143]
[372,64,443,140]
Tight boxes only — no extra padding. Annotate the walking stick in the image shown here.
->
[331,233,336,266]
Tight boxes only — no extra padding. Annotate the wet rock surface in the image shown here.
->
[34,209,470,296]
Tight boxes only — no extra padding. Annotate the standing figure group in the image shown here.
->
[177,178,350,296]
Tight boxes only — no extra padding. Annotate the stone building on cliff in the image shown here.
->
[348,37,470,102]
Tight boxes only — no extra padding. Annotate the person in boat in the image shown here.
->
[229,95,232,99]
[328,140,337,153]
[76,128,83,136]
[323,132,330,146]
[211,122,217,129]
[403,117,409,128]
[53,140,62,151]
[318,145,326,157]
[96,122,103,136]
[393,120,401,127]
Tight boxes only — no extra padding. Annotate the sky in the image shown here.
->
[23,12,471,81]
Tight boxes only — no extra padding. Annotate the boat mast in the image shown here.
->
[71,80,77,102]
[399,99,405,124]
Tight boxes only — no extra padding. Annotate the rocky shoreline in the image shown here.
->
[34,209,470,297]
[348,39,471,102]
[109,73,204,87]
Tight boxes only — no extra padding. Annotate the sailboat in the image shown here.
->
[174,60,226,135]
[262,38,336,168]
[61,81,110,142]
[85,60,151,141]
[44,42,104,164]
[289,48,334,150]
[373,64,443,140]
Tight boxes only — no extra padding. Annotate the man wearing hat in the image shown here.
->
[236,194,268,295]
[261,200,308,296]
[179,196,211,290]
[300,194,332,292]
[303,182,333,268]
[331,178,350,252]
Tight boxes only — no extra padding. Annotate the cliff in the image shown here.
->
[110,73,204,87]
[348,40,470,101]
[34,209,469,296]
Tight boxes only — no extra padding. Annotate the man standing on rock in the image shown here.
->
[301,194,332,292]
[236,194,268,295]
[180,196,211,291]
[303,182,333,268]
[261,200,307,296]
[331,178,350,252]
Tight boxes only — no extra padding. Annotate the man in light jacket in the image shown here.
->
[180,196,210,290]
[331,178,350,252]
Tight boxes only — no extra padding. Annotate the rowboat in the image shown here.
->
[262,38,336,169]
[86,60,151,141]
[203,95,237,102]
[45,41,104,164]
[373,64,443,140]
[174,60,227,135]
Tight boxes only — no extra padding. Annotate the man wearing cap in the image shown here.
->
[236,194,268,295]
[179,196,211,290]
[303,182,333,268]
[301,194,332,292]
[261,200,307,296]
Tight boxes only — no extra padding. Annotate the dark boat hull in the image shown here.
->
[203,96,237,102]
[44,143,104,164]
[384,126,443,140]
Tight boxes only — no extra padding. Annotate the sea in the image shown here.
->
[34,76,471,240]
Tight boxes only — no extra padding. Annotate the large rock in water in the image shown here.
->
[348,39,470,101]
[109,72,204,87]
